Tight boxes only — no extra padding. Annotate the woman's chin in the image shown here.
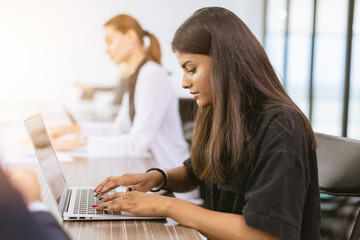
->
[196,100,211,108]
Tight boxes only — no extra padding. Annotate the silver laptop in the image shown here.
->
[24,113,164,221]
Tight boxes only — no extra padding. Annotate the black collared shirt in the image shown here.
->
[184,106,320,239]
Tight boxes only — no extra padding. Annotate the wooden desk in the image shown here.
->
[9,157,202,240]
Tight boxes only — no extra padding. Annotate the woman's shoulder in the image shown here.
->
[261,105,304,126]
[140,61,168,77]
[262,104,310,138]
[257,105,308,141]
[137,61,174,92]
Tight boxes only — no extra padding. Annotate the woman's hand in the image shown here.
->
[52,135,87,151]
[94,171,164,199]
[74,81,94,92]
[49,125,80,139]
[94,191,169,217]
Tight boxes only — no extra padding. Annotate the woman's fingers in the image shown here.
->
[127,185,137,192]
[93,191,167,217]
[94,197,130,212]
[127,182,151,192]
[94,173,153,198]
[95,174,140,193]
[96,192,135,210]
[49,126,68,138]
[101,181,122,193]
[96,183,119,198]
[95,176,134,198]
[49,125,80,139]
[52,137,83,151]
[100,192,125,202]
[98,203,124,212]
[94,177,115,192]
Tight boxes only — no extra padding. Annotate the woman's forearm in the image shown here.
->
[163,166,197,193]
[162,197,280,240]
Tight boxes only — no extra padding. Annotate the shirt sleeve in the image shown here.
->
[86,63,172,158]
[242,111,310,239]
[28,201,49,213]
[183,158,202,186]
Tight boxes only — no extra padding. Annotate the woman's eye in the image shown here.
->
[187,68,196,74]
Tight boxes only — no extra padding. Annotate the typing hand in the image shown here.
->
[52,135,87,151]
[6,169,42,205]
[17,138,32,148]
[94,171,164,199]
[49,125,80,139]
[74,81,94,92]
[94,191,168,217]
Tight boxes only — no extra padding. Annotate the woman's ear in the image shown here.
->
[125,29,139,44]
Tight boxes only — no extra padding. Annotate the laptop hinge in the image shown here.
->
[63,189,72,213]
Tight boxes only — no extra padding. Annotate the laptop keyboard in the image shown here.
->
[73,189,122,215]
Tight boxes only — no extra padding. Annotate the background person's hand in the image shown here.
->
[17,138,32,148]
[52,135,87,151]
[94,191,169,217]
[6,169,42,205]
[49,125,80,139]
[95,171,164,199]
[74,81,94,92]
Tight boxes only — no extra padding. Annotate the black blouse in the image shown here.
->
[184,106,320,239]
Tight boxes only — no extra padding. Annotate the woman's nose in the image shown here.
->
[182,77,192,89]
[105,46,111,55]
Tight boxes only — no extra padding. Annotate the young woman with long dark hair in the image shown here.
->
[93,7,320,239]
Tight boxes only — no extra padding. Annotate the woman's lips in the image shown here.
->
[190,92,199,100]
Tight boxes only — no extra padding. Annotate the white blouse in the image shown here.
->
[82,61,190,169]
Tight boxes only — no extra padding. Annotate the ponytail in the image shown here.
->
[143,31,161,65]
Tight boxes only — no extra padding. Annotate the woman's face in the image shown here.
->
[104,26,133,64]
[175,51,213,107]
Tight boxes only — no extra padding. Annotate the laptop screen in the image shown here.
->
[24,114,67,205]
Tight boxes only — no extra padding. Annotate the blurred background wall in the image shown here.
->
[0,0,264,124]
[0,0,264,102]
[0,0,359,140]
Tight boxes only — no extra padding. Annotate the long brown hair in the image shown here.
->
[105,14,161,64]
[172,7,316,183]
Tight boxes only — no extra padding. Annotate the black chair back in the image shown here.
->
[316,133,360,240]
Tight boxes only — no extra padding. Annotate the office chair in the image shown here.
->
[315,133,360,240]
[178,98,197,144]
